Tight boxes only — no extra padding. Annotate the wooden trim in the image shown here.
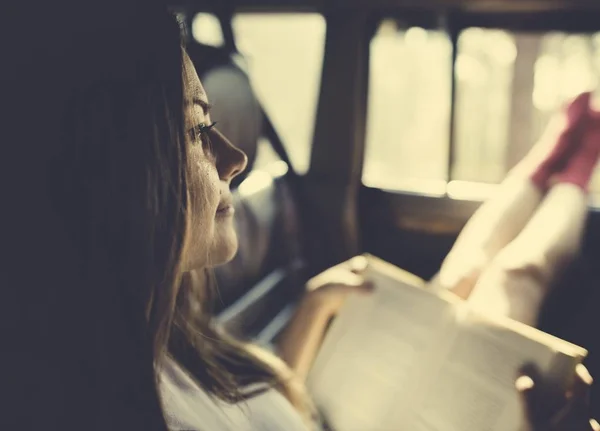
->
[304,10,371,268]
[179,0,600,14]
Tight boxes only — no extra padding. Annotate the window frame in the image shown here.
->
[362,8,600,211]
[182,3,600,212]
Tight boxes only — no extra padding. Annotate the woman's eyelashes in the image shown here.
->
[189,121,218,154]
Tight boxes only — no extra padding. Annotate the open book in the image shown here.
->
[307,255,587,431]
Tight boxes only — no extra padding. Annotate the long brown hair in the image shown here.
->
[48,5,189,429]
[169,271,316,424]
[29,3,313,430]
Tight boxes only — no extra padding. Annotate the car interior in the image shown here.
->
[174,0,600,415]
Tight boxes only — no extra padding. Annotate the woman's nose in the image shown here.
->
[212,128,248,182]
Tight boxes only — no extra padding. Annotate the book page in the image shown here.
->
[404,305,584,431]
[307,260,457,430]
[307,255,587,431]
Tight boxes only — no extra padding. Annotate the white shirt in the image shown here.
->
[159,356,308,431]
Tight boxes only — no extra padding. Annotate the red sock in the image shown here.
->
[529,93,591,190]
[556,115,600,191]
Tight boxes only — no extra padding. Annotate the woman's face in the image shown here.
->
[182,52,247,270]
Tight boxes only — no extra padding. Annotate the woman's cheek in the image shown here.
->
[183,156,219,270]
[192,157,220,222]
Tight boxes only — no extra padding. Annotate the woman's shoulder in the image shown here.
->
[159,356,240,431]
[158,356,309,431]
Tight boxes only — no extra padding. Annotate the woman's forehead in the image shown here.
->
[183,52,207,104]
[182,52,210,124]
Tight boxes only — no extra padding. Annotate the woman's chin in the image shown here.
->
[207,230,239,268]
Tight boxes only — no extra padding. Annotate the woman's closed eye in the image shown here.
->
[189,121,218,155]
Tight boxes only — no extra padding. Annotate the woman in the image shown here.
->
[1,2,595,430]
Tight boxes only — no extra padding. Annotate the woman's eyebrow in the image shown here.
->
[185,98,212,115]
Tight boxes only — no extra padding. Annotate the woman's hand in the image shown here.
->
[277,256,374,378]
[302,255,374,320]
[517,363,599,431]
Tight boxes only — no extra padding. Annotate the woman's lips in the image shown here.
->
[216,204,234,216]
